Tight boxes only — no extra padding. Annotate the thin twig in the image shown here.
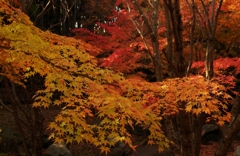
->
[0,99,13,113]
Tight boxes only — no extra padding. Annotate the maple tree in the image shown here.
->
[73,0,240,155]
[1,0,240,156]
[118,0,240,152]
[72,8,156,80]
[192,57,240,156]
[0,1,170,155]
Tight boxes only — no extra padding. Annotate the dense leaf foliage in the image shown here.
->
[72,8,154,77]
[0,1,168,153]
[0,1,238,155]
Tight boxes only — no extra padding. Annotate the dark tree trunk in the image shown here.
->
[3,76,45,156]
[205,40,214,80]
[164,0,185,78]
[215,96,240,156]
[192,114,205,156]
[152,0,163,81]
[163,0,175,78]
[4,78,31,156]
[163,2,203,156]
[178,110,193,156]
[176,101,205,156]
[32,108,44,156]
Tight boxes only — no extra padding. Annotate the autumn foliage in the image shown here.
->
[72,8,154,77]
[0,1,167,153]
[0,0,239,155]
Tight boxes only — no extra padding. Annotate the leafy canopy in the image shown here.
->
[0,1,168,153]
[0,1,234,154]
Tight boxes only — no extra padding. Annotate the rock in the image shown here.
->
[234,145,240,156]
[107,147,126,156]
[45,142,72,156]
[201,124,220,144]
[115,140,126,149]
[131,145,174,156]
[202,124,219,137]
[107,138,126,156]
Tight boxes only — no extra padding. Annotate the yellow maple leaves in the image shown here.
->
[0,1,236,154]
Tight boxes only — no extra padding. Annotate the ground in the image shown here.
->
[200,141,240,156]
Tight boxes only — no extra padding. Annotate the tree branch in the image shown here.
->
[132,0,156,42]
[0,99,13,113]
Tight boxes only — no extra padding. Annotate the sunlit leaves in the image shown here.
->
[1,2,237,154]
[157,76,232,125]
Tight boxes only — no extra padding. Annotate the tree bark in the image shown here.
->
[176,101,205,156]
[132,0,163,81]
[178,110,193,156]
[197,0,223,79]
[192,114,205,156]
[215,96,240,156]
[163,0,175,78]
[4,78,31,156]
[164,0,185,77]
[152,0,163,81]
[32,108,44,156]
[186,0,196,77]
[215,115,240,156]
[205,40,214,79]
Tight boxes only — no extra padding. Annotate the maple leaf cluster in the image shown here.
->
[0,1,237,155]
[0,1,168,152]
[191,57,239,93]
[72,8,154,77]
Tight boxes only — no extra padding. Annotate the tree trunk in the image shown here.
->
[199,0,223,79]
[177,102,205,156]
[186,0,196,77]
[215,121,240,156]
[163,0,175,78]
[178,110,193,156]
[152,0,163,81]
[32,108,44,156]
[165,0,185,78]
[215,96,240,156]
[205,40,214,80]
[163,2,204,156]
[132,0,163,81]
[192,114,205,156]
[4,78,31,156]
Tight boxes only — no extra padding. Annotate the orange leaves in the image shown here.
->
[156,76,232,123]
[120,75,232,128]
[72,8,153,75]
[99,146,111,154]
[192,57,240,78]
[2,2,236,155]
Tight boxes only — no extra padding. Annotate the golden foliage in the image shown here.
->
[0,1,233,154]
[0,1,168,151]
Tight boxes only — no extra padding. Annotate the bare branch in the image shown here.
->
[199,0,212,35]
[148,0,153,8]
[0,99,13,113]
[211,0,223,36]
[132,0,155,41]
[34,0,51,25]
[126,2,155,63]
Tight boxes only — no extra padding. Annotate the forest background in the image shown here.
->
[0,0,240,156]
